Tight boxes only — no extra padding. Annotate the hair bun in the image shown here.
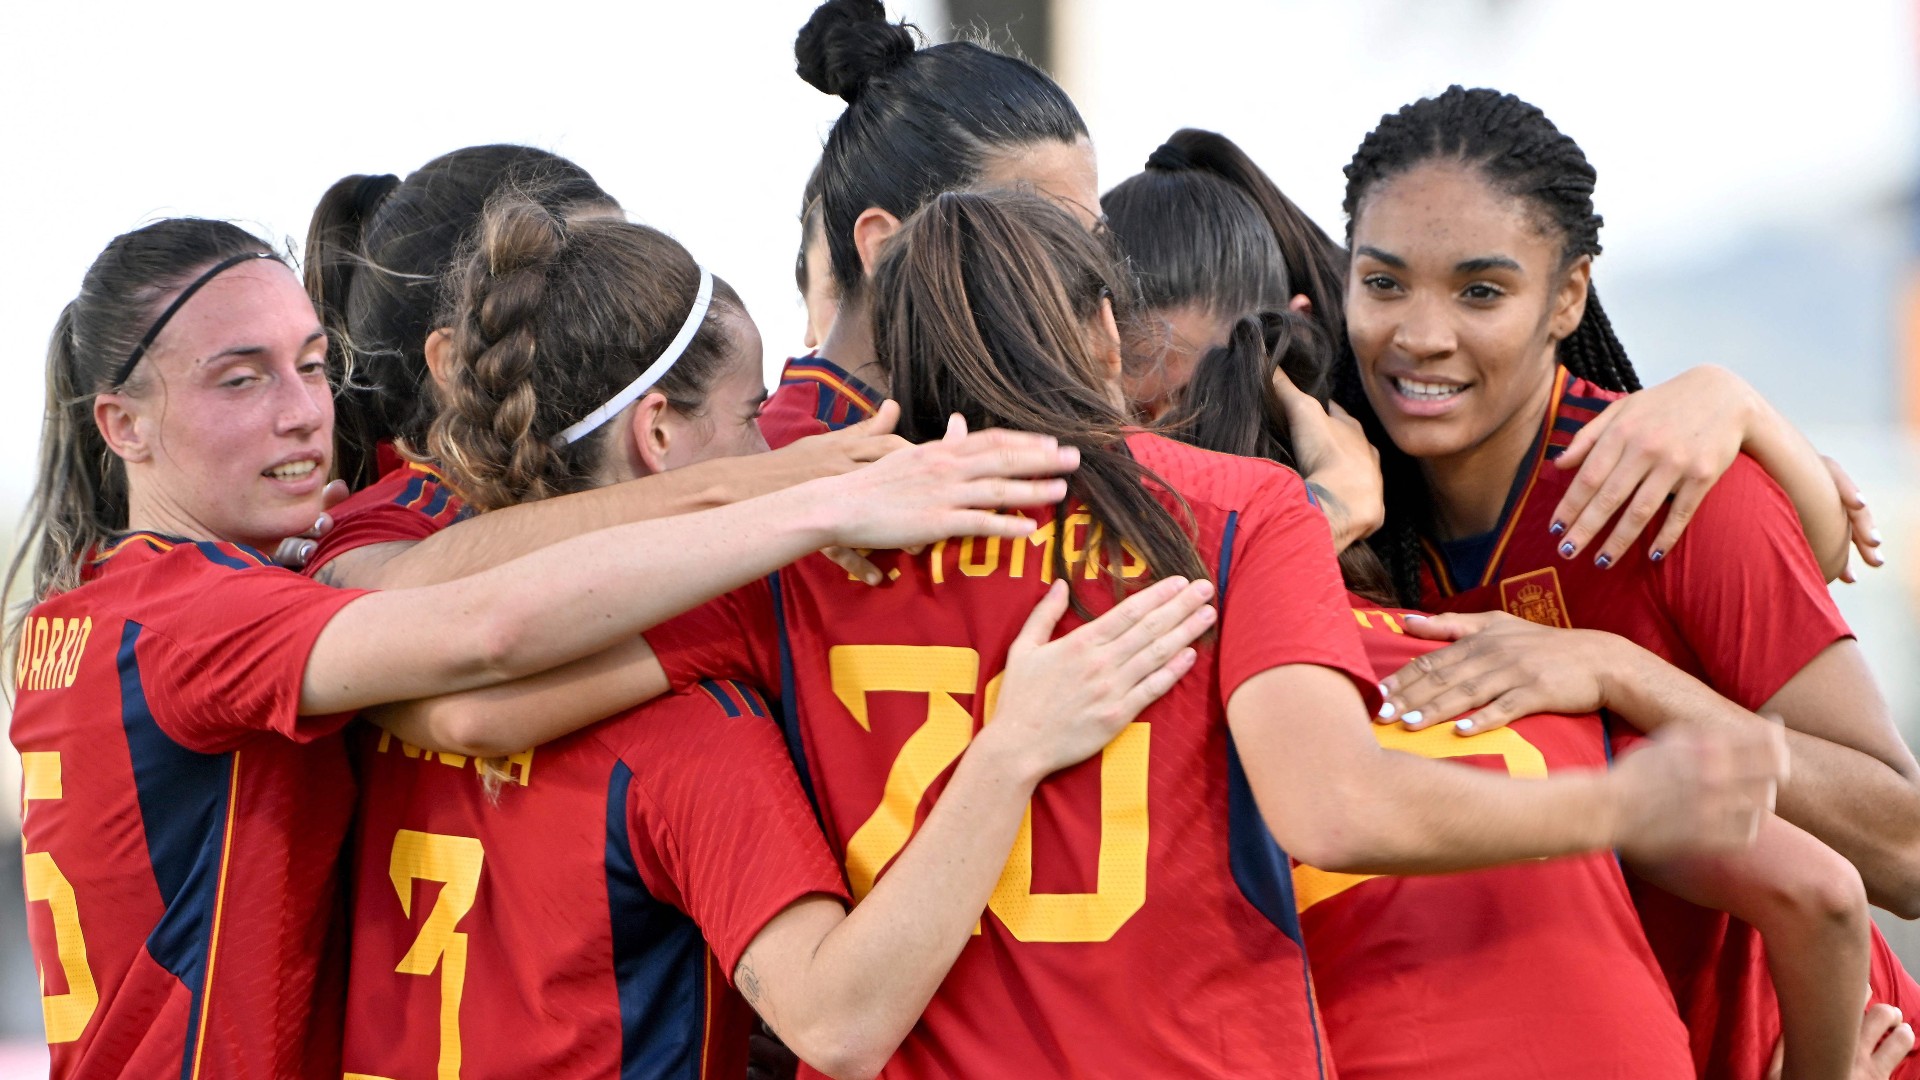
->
[795,0,916,103]
[1145,142,1193,172]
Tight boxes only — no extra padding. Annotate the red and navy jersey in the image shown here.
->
[306,458,472,574]
[340,680,849,1080]
[1418,368,1866,1080]
[9,531,368,1079]
[646,433,1379,1079]
[1301,599,1693,1080]
[757,354,882,450]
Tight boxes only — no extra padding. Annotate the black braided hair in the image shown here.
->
[1333,85,1641,605]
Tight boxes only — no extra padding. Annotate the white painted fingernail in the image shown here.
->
[1402,710,1423,726]
[1404,613,1427,621]
[1870,528,1884,545]
[1377,700,1396,720]
[1455,718,1474,733]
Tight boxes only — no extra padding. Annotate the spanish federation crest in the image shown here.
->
[1499,568,1572,629]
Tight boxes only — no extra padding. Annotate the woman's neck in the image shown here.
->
[1419,366,1558,540]
[817,297,890,395]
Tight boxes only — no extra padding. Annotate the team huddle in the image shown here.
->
[6,1,1918,1078]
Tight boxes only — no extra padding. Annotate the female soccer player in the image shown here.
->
[338,197,1214,1080]
[300,144,901,589]
[1102,126,1875,581]
[3,218,1082,1077]
[383,189,1788,1079]
[1167,314,1896,1080]
[1335,86,1920,1079]
[758,0,1099,449]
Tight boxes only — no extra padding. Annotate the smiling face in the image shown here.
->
[97,259,334,550]
[1345,161,1588,474]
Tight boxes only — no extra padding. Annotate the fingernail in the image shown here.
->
[1871,528,1884,545]
[1404,613,1427,621]
[300,541,317,559]
[1402,710,1424,726]
[314,516,327,533]
[1455,718,1474,733]
[1594,554,1612,570]
[1558,541,1575,559]
[1377,700,1396,720]
[1649,549,1665,562]
[1549,521,1565,537]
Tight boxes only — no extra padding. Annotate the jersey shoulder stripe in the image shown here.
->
[116,619,239,1080]
[604,760,715,1078]
[779,357,882,428]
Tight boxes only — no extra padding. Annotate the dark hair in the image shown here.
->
[304,145,618,488]
[872,189,1209,599]
[1103,129,1349,342]
[1335,86,1641,605]
[1160,311,1396,604]
[427,197,744,513]
[7,220,279,620]
[796,0,1088,301]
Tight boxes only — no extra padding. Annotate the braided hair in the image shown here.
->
[1334,85,1642,604]
[427,198,743,512]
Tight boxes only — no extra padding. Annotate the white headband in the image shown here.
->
[555,268,715,446]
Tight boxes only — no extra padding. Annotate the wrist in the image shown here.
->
[780,478,848,552]
[964,720,1053,792]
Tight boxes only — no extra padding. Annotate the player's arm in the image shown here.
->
[302,424,1076,729]
[1551,365,1851,578]
[1381,608,1920,914]
[1631,820,1870,1080]
[733,578,1213,1080]
[1225,663,1785,874]
[318,408,907,590]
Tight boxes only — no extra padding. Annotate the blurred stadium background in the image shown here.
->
[2,0,1915,1069]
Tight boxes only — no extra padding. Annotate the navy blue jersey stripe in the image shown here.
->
[393,475,427,508]
[1215,511,1328,1078]
[190,542,253,572]
[1562,392,1613,414]
[698,680,742,718]
[117,622,234,1080]
[420,482,453,519]
[733,682,769,719]
[605,762,707,1080]
[766,573,825,823]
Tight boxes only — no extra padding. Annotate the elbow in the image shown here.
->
[467,608,533,685]
[1867,862,1920,921]
[787,1032,888,1080]
[1280,790,1398,873]
[1754,854,1870,935]
[398,703,521,761]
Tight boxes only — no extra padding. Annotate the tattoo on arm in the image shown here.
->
[737,959,764,1005]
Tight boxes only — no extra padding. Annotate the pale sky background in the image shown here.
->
[0,0,1917,1054]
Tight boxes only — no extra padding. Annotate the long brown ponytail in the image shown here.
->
[872,190,1209,596]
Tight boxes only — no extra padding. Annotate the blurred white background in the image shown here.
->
[2,0,1916,1068]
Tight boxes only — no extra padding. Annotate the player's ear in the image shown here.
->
[1549,256,1591,342]
[852,208,902,280]
[1093,293,1126,407]
[629,391,674,476]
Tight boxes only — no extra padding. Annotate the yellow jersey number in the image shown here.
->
[20,751,99,1044]
[829,644,1150,943]
[1292,723,1548,912]
[354,830,484,1080]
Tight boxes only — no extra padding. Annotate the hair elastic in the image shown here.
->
[555,267,714,446]
[113,250,278,388]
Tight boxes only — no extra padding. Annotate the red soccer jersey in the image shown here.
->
[757,354,882,450]
[339,679,848,1080]
[306,458,472,574]
[8,531,368,1079]
[645,433,1380,1079]
[1418,368,1886,1080]
[1302,598,1693,1080]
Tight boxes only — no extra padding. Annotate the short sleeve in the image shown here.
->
[132,559,369,752]
[642,577,782,695]
[1658,456,1850,710]
[1217,472,1382,713]
[616,683,849,979]
[757,383,828,451]
[305,497,444,574]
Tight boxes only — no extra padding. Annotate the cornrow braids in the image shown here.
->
[1335,85,1642,603]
